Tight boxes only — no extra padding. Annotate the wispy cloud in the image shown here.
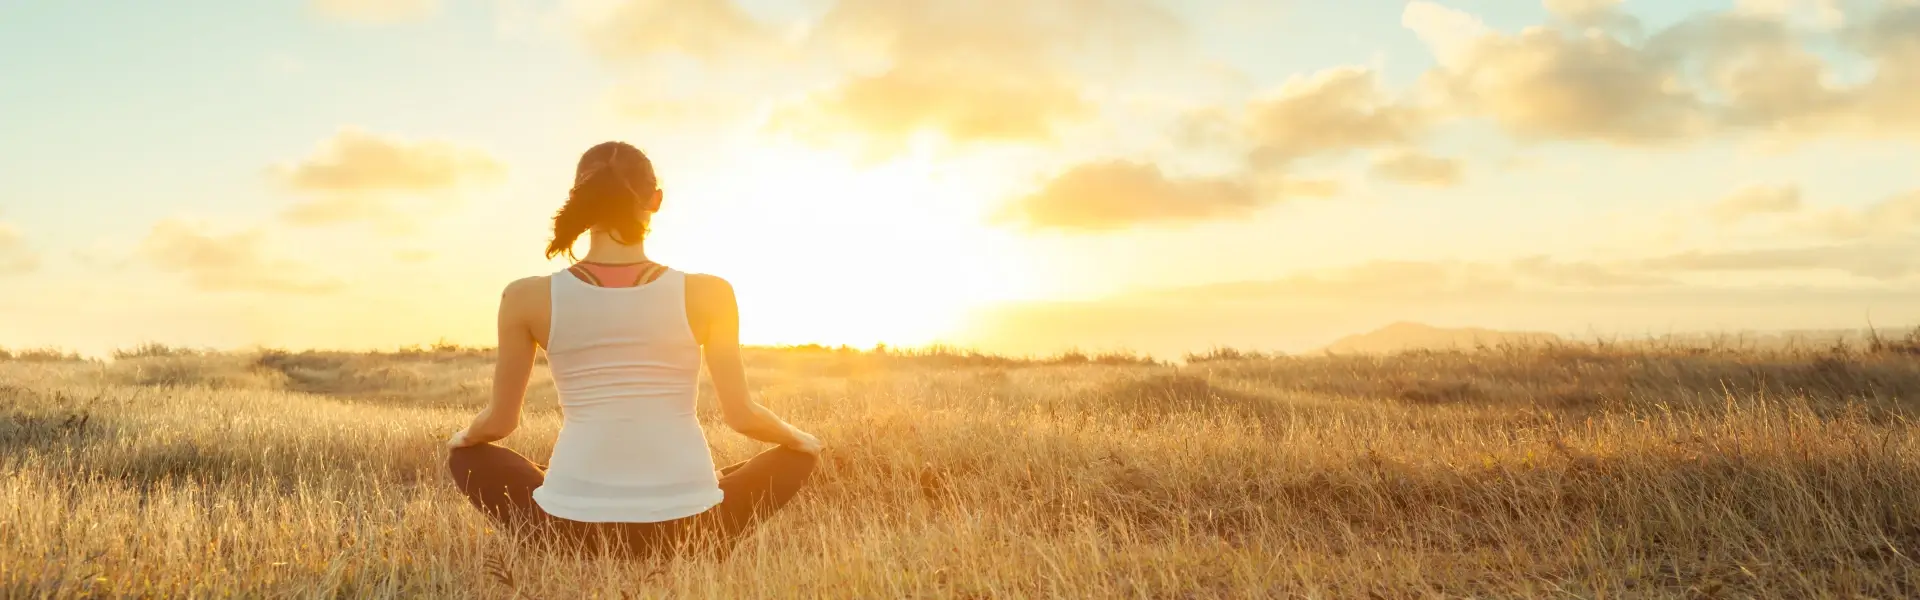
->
[272,128,505,230]
[1151,257,1672,303]
[1369,150,1463,187]
[576,0,775,62]
[1640,243,1920,281]
[993,161,1263,231]
[0,222,40,276]
[772,0,1180,154]
[1710,184,1803,224]
[139,220,344,294]
[1542,0,1640,33]
[275,128,505,194]
[1798,191,1920,240]
[1698,185,1920,243]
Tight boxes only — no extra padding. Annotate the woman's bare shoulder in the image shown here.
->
[500,275,551,305]
[682,272,733,295]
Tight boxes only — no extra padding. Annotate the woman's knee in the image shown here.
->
[772,447,818,479]
[447,442,505,477]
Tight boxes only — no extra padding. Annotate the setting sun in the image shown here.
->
[645,142,1034,348]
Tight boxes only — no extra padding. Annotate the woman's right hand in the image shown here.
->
[783,426,823,455]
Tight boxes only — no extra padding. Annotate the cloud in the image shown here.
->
[283,195,395,228]
[1651,5,1920,137]
[1651,12,1849,134]
[772,0,1180,153]
[273,128,505,229]
[139,220,344,294]
[1738,0,1847,29]
[1710,184,1803,223]
[1166,261,1516,301]
[1543,0,1641,34]
[275,128,505,193]
[774,64,1092,154]
[1245,67,1433,166]
[991,65,1433,231]
[1510,255,1676,287]
[576,0,774,62]
[993,161,1264,231]
[312,0,439,24]
[1174,106,1241,149]
[1641,243,1920,280]
[1799,191,1920,239]
[0,223,39,275]
[991,64,1432,231]
[1406,2,1920,143]
[1699,186,1920,241]
[1402,1,1493,67]
[1848,4,1920,133]
[1369,150,1463,187]
[572,0,792,131]
[1160,257,1671,302]
[1408,2,1707,144]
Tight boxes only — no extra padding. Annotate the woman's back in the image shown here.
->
[445,140,819,559]
[532,268,724,523]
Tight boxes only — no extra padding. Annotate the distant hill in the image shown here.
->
[1318,322,1562,354]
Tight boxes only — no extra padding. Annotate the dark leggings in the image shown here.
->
[447,443,817,559]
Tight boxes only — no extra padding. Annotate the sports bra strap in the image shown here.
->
[569,261,669,288]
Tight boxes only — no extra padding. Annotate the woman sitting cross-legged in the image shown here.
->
[446,141,823,560]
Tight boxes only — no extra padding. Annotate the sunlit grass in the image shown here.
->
[3,340,1917,597]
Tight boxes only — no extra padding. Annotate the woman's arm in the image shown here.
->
[448,277,542,448]
[689,274,821,454]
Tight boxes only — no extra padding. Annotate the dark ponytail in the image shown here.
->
[546,142,658,260]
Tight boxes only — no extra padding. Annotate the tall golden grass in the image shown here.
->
[3,338,1917,598]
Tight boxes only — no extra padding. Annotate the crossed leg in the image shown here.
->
[447,443,551,529]
[448,443,817,558]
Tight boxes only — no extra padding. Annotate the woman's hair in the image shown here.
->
[546,141,659,260]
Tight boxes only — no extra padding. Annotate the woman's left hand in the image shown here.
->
[446,429,477,449]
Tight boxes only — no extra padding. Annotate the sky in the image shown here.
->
[2,0,1920,357]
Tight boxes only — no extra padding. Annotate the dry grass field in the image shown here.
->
[3,337,1919,598]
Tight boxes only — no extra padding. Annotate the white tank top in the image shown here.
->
[530,268,724,523]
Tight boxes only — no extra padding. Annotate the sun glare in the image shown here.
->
[653,144,1030,349]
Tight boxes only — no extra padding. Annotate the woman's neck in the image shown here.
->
[579,229,649,264]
